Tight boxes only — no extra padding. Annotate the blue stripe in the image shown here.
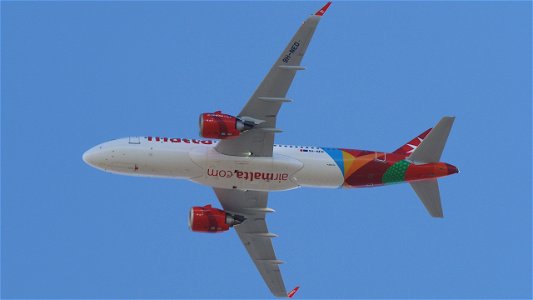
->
[323,148,344,176]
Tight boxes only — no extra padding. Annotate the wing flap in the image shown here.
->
[213,188,288,297]
[235,224,287,297]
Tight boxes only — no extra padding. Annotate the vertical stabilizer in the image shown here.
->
[393,128,432,156]
[408,117,455,163]
[410,179,443,218]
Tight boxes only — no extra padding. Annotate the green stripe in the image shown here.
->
[382,160,410,184]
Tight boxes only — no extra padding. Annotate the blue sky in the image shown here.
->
[2,1,531,299]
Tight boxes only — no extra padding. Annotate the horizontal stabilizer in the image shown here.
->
[408,117,455,163]
[410,179,443,218]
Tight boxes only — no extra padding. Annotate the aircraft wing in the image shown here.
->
[215,2,331,157]
[213,188,287,297]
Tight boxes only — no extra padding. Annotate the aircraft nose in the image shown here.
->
[82,150,93,165]
[82,146,107,168]
[446,163,459,174]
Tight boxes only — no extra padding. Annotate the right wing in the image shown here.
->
[215,2,332,157]
[213,188,287,297]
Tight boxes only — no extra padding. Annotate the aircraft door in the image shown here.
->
[129,136,140,144]
[375,152,387,162]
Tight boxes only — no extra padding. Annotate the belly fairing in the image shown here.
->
[189,147,303,191]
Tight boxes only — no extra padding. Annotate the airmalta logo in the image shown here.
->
[393,128,431,156]
[207,168,289,182]
[405,137,424,154]
[147,136,213,144]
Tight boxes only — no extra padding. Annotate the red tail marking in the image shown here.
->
[315,2,332,16]
[393,128,432,156]
[288,286,300,298]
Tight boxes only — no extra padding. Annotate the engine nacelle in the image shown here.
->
[199,111,254,139]
[188,204,245,233]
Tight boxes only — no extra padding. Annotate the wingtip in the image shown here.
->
[287,286,300,298]
[314,2,332,16]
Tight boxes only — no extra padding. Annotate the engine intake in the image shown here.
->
[188,204,245,233]
[199,111,254,139]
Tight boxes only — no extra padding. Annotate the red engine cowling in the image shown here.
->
[188,204,245,233]
[199,111,253,139]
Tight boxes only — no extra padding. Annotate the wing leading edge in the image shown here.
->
[215,2,331,157]
[211,3,332,297]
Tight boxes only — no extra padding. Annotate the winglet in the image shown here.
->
[314,2,332,16]
[287,286,300,298]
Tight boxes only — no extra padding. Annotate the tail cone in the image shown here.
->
[446,163,459,174]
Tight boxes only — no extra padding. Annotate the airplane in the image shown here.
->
[82,2,458,298]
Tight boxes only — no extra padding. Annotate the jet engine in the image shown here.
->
[188,204,245,233]
[199,111,254,139]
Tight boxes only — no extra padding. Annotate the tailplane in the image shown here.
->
[410,179,443,218]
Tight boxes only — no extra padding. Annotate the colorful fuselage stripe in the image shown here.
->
[323,148,456,187]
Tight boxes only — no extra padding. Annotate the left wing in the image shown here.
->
[215,2,332,157]
[213,188,287,297]
[210,3,333,296]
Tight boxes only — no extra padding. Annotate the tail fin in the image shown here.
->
[393,128,432,156]
[408,117,455,163]
[410,179,443,218]
[407,117,456,218]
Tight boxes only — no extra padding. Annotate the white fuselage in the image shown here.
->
[83,137,344,191]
